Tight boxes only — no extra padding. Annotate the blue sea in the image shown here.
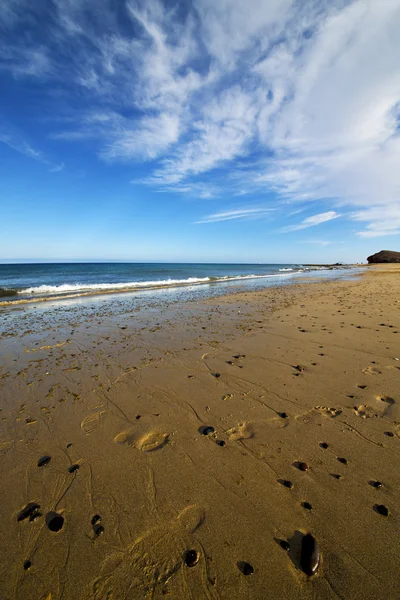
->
[0,262,358,305]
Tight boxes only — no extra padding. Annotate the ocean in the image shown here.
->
[0,262,357,305]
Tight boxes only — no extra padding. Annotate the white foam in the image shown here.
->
[20,277,212,295]
[19,271,302,296]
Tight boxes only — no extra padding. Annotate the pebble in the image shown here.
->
[37,456,51,468]
[46,512,64,532]
[337,457,348,465]
[216,440,226,447]
[23,560,31,570]
[319,442,329,449]
[372,481,383,489]
[281,480,294,489]
[297,462,309,472]
[238,561,254,576]
[300,533,320,576]
[201,426,215,435]
[17,503,40,522]
[302,502,312,511]
[375,504,389,516]
[184,549,199,567]
[280,540,290,551]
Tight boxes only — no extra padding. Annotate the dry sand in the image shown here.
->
[0,265,399,599]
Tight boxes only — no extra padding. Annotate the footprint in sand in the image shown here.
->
[114,430,169,452]
[227,422,254,441]
[362,366,382,375]
[353,404,378,419]
[297,406,342,423]
[137,432,169,452]
[81,411,106,435]
[90,505,205,599]
[377,396,396,417]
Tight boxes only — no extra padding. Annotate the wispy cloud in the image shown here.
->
[49,162,65,173]
[282,211,341,232]
[353,205,400,238]
[0,128,47,163]
[196,207,274,224]
[299,239,345,247]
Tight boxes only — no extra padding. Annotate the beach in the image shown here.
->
[0,264,399,599]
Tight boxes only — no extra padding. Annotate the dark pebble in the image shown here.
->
[17,503,41,522]
[37,456,51,468]
[68,464,80,473]
[281,480,294,489]
[212,373,221,378]
[302,502,312,510]
[337,457,348,465]
[300,533,320,576]
[238,561,254,576]
[184,549,199,567]
[384,431,394,437]
[296,462,309,472]
[279,412,288,419]
[66,443,72,449]
[280,540,290,551]
[216,440,226,447]
[331,474,342,480]
[91,514,102,525]
[29,511,42,522]
[136,415,141,419]
[93,523,104,537]
[372,481,383,489]
[319,442,329,449]
[200,426,215,435]
[46,512,64,532]
[374,504,389,516]
[23,560,31,571]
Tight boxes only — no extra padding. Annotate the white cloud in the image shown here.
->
[353,205,400,238]
[282,211,340,232]
[196,207,274,224]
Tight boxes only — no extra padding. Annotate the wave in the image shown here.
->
[278,268,294,272]
[20,273,301,296]
[19,277,213,295]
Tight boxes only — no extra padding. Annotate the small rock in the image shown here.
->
[238,561,254,576]
[375,504,389,516]
[184,549,199,567]
[300,533,320,576]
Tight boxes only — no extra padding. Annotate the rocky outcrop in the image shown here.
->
[367,250,400,263]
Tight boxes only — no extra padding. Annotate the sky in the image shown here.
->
[1,0,400,264]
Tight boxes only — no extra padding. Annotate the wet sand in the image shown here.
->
[0,265,399,599]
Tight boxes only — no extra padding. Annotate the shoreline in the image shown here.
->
[0,264,399,599]
[0,265,361,309]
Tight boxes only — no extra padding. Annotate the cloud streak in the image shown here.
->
[195,207,274,224]
[282,211,341,232]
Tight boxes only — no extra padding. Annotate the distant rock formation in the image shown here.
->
[367,250,400,263]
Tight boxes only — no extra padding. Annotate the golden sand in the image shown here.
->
[0,265,399,599]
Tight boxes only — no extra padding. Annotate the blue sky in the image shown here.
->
[1,0,400,263]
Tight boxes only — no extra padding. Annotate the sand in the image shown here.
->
[0,265,399,600]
